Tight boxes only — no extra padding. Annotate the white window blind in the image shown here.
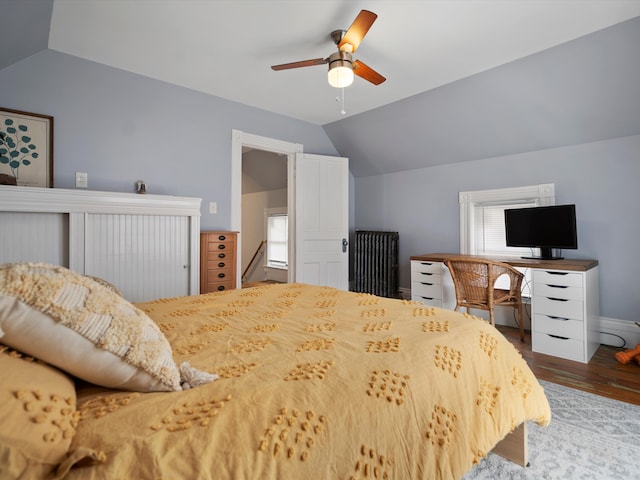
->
[475,202,536,257]
[267,214,288,268]
[473,202,537,297]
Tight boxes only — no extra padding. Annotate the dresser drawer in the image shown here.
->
[206,240,235,252]
[532,331,585,363]
[534,283,583,301]
[205,251,234,264]
[204,279,235,292]
[534,296,584,320]
[205,266,234,281]
[205,232,233,243]
[205,257,234,270]
[533,270,583,288]
[534,314,583,340]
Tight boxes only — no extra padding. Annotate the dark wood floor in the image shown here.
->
[497,325,640,406]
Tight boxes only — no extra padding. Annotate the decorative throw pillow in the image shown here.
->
[0,345,78,479]
[0,263,182,392]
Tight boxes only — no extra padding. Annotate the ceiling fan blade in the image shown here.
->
[271,58,327,71]
[353,60,386,85]
[338,10,377,53]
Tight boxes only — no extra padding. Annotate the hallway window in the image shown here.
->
[266,211,288,268]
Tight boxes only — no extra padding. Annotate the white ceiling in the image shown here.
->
[48,0,640,125]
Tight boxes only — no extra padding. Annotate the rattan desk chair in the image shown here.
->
[444,257,525,341]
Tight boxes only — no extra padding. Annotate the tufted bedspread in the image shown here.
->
[67,283,550,479]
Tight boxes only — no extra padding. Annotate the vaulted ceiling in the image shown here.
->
[2,1,640,177]
[3,0,639,126]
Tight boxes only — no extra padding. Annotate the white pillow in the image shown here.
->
[0,263,182,392]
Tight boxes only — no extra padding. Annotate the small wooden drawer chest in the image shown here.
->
[200,231,237,293]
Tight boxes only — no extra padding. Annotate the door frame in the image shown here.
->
[231,129,303,288]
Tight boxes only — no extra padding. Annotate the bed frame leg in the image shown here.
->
[491,422,528,467]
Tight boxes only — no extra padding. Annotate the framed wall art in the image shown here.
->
[0,107,53,187]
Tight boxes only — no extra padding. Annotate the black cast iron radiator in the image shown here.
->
[353,230,399,298]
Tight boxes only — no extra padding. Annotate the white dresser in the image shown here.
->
[411,254,599,363]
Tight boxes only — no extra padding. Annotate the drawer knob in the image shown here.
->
[218,235,226,241]
[218,244,226,250]
[217,285,225,291]
[218,273,225,278]
[218,253,226,259]
[218,262,226,268]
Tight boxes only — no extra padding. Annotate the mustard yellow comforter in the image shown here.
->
[67,283,550,479]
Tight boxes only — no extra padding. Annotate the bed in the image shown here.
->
[0,262,551,480]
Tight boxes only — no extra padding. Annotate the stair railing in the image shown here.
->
[242,240,266,282]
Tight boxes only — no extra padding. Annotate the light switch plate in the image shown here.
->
[209,202,217,214]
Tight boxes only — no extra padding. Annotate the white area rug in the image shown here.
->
[463,380,640,479]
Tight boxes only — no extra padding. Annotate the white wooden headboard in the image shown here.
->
[0,185,201,302]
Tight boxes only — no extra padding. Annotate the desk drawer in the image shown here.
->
[411,280,441,300]
[534,283,583,301]
[411,261,442,282]
[534,314,583,340]
[532,331,584,363]
[533,270,583,288]
[534,296,584,321]
[411,294,442,308]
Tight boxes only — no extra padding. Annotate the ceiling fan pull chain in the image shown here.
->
[341,87,346,115]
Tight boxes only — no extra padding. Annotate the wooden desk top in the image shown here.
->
[410,253,598,272]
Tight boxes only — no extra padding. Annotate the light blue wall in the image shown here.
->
[355,134,640,323]
[0,50,339,230]
[1,44,637,324]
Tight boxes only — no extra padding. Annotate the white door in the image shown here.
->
[294,153,349,290]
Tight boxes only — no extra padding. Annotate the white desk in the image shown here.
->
[410,253,599,363]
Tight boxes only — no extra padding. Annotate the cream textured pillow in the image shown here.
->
[0,345,78,479]
[0,263,182,392]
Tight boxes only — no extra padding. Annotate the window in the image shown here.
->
[266,210,288,269]
[459,184,556,296]
[474,202,536,257]
[459,184,555,256]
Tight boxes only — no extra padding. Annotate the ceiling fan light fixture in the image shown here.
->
[327,51,354,88]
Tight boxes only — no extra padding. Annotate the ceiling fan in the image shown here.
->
[271,9,386,88]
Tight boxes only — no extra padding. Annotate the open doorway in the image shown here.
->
[231,130,302,288]
[241,148,288,286]
[231,130,349,290]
